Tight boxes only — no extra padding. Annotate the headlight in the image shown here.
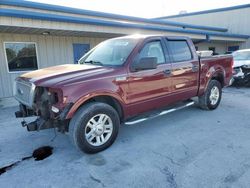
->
[51,106,59,113]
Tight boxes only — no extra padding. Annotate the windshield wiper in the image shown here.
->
[85,60,103,66]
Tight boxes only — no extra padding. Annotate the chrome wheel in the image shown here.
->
[85,114,113,146]
[209,86,220,105]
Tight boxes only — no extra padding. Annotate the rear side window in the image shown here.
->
[168,40,192,62]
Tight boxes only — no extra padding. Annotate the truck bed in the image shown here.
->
[198,54,233,95]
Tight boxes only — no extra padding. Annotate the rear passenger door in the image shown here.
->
[165,39,199,98]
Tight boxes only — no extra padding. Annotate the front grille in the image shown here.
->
[14,79,36,107]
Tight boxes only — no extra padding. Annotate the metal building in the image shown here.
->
[157,4,250,53]
[0,0,249,98]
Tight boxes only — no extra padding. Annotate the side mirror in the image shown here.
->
[132,57,157,71]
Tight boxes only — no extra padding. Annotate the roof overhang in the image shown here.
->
[0,0,229,32]
[0,8,249,42]
[156,3,250,19]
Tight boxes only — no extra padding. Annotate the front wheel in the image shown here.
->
[69,102,120,153]
[198,80,222,110]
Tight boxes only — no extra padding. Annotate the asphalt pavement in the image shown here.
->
[0,87,250,188]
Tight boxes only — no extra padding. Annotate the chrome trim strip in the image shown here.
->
[125,101,195,125]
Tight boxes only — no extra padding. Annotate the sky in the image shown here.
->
[27,0,249,18]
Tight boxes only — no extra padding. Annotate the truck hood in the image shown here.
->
[21,64,115,86]
[233,60,250,68]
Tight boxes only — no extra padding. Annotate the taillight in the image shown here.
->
[232,69,236,75]
[230,59,234,74]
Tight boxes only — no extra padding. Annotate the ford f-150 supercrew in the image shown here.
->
[14,35,233,153]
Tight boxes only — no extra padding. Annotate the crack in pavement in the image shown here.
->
[0,146,53,176]
[182,143,189,156]
[160,166,178,188]
[0,156,32,176]
[152,150,181,166]
[89,174,106,187]
[0,161,20,176]
[223,163,250,185]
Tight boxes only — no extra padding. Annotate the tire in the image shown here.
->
[69,102,120,154]
[198,80,222,110]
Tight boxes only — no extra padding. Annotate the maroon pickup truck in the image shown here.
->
[14,35,233,153]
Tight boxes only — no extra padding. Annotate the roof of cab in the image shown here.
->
[117,34,191,40]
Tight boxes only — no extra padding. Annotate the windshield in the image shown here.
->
[233,51,250,61]
[78,38,138,66]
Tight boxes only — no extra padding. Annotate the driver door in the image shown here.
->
[127,39,172,115]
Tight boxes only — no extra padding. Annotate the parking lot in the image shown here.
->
[0,87,250,188]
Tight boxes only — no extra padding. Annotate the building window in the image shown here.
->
[168,40,192,62]
[228,46,239,52]
[4,42,38,72]
[208,47,216,55]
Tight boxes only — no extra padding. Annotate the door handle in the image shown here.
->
[163,69,171,75]
[192,65,199,72]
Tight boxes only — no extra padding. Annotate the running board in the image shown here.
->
[125,101,195,125]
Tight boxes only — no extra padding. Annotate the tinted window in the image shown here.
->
[139,41,165,64]
[168,40,192,62]
[5,42,38,72]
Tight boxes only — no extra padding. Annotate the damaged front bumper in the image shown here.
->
[231,65,250,86]
[21,118,51,131]
[15,103,73,132]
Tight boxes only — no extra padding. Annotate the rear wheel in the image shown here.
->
[198,80,222,110]
[69,102,120,153]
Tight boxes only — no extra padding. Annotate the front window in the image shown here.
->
[4,42,38,72]
[78,38,138,66]
[233,51,250,61]
[139,41,165,64]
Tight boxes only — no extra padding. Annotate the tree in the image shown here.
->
[6,48,16,62]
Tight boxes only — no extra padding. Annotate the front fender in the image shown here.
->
[65,91,125,119]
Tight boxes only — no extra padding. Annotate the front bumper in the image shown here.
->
[15,103,73,132]
[15,104,35,118]
[233,67,244,79]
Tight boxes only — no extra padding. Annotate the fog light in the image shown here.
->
[51,106,59,113]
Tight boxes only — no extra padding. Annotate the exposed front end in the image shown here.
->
[14,78,72,132]
[232,65,250,86]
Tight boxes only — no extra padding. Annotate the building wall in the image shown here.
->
[163,7,250,50]
[195,42,227,54]
[195,41,245,54]
[0,33,108,98]
[240,38,250,49]
[164,7,250,35]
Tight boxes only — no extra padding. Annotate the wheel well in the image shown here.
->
[83,96,124,121]
[211,73,224,87]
